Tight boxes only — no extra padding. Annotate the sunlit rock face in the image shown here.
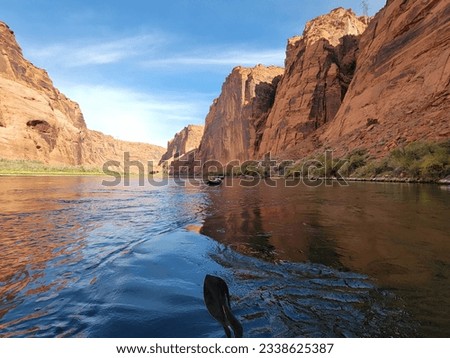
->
[200,2,449,162]
[197,65,284,164]
[256,8,369,159]
[159,124,204,175]
[160,124,204,164]
[0,21,164,168]
[320,0,450,158]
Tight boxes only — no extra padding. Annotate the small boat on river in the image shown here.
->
[206,177,223,186]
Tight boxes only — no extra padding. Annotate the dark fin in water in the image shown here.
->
[203,274,243,338]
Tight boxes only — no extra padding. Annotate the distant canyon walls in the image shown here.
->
[195,1,449,164]
[159,124,204,174]
[0,22,164,168]
[159,124,204,163]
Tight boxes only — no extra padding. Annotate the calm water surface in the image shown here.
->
[0,176,449,337]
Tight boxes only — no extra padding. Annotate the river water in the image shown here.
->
[0,176,448,337]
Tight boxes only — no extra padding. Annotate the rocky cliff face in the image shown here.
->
[0,21,164,169]
[257,8,369,158]
[159,124,204,164]
[0,21,86,165]
[197,65,283,164]
[197,2,449,163]
[81,131,164,172]
[159,124,204,175]
[319,0,450,158]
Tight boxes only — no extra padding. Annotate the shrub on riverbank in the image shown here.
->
[0,159,103,175]
[353,141,450,180]
[284,140,450,182]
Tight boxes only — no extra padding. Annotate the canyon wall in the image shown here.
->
[159,124,204,174]
[256,8,369,158]
[320,0,450,158]
[196,65,283,164]
[197,1,449,163]
[0,21,164,168]
[4,0,449,170]
[159,124,204,165]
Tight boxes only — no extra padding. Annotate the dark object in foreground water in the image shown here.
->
[203,274,243,338]
[206,178,223,186]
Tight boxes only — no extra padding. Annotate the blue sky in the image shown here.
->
[2,0,385,147]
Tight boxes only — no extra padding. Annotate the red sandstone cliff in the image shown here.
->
[319,0,450,158]
[0,21,164,168]
[197,65,283,164]
[5,0,450,169]
[159,124,204,164]
[257,8,369,158]
[196,2,449,163]
[159,124,204,174]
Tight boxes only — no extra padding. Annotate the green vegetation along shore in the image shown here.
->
[285,140,450,183]
[3,140,449,183]
[224,140,450,184]
[0,159,104,176]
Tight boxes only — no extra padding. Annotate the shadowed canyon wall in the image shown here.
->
[159,124,204,174]
[197,65,284,164]
[159,124,204,164]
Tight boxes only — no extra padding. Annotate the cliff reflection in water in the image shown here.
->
[200,182,343,267]
[0,176,449,337]
[0,177,94,330]
[201,179,449,283]
[200,178,450,336]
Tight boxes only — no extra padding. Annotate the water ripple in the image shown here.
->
[0,177,448,337]
[208,246,416,337]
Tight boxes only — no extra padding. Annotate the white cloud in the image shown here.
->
[24,32,285,146]
[63,84,209,147]
[28,33,166,67]
[142,47,286,68]
[28,33,285,70]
